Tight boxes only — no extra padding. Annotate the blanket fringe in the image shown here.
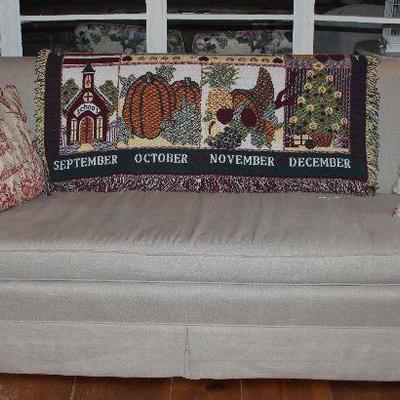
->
[52,174,371,196]
[365,56,380,194]
[34,49,52,194]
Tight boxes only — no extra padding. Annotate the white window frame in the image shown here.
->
[71,118,78,142]
[1,0,400,56]
[96,116,103,140]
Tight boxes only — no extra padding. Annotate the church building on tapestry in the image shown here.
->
[65,64,112,145]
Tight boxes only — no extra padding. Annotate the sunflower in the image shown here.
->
[304,82,313,91]
[309,121,318,130]
[306,70,315,79]
[326,74,334,82]
[297,96,306,105]
[325,107,334,115]
[313,62,325,70]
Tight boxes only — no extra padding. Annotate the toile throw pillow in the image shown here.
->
[0,85,45,211]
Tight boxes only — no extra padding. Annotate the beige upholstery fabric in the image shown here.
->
[1,321,399,380]
[1,279,399,380]
[0,321,187,377]
[0,57,400,192]
[0,191,399,284]
[378,60,400,194]
[1,280,400,328]
[187,325,400,381]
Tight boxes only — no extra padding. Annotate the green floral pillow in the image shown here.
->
[192,30,292,55]
[74,24,185,53]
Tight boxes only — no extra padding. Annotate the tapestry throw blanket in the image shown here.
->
[35,52,380,195]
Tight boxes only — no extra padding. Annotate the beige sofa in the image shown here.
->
[0,57,399,381]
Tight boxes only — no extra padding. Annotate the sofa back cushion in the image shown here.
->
[0,85,45,211]
[377,60,400,194]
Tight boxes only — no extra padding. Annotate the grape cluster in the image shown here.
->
[208,127,242,150]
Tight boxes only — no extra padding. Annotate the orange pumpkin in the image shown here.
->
[123,72,174,139]
[171,77,201,113]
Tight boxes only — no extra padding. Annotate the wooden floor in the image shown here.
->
[0,375,399,400]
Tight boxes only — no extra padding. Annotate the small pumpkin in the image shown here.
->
[171,77,201,113]
[123,72,174,139]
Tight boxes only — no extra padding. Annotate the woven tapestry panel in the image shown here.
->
[36,52,380,195]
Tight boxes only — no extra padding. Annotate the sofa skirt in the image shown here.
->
[0,281,399,380]
[0,320,399,381]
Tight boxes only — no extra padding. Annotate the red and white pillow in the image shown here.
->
[0,85,45,212]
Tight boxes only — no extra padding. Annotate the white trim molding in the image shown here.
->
[167,13,293,21]
[0,0,23,56]
[146,0,168,53]
[315,15,400,25]
[293,0,315,55]
[20,14,147,23]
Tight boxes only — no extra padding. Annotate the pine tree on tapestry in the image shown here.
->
[61,79,79,110]
[289,61,349,149]
[99,80,118,112]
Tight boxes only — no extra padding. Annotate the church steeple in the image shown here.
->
[82,63,95,89]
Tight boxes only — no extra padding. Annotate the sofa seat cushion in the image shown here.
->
[0,191,399,285]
